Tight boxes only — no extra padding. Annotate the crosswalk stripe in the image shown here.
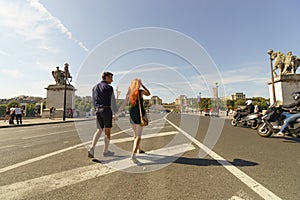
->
[0,123,174,174]
[0,143,195,200]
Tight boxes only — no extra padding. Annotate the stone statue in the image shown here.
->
[63,63,72,84]
[51,63,72,86]
[283,51,293,74]
[291,56,300,74]
[269,50,300,76]
[270,51,285,76]
[52,66,65,85]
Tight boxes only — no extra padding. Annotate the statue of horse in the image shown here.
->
[291,57,300,74]
[271,52,285,76]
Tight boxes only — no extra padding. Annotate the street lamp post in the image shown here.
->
[267,49,276,103]
[198,92,201,113]
[63,63,72,121]
[215,82,219,107]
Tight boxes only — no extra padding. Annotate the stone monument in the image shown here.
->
[267,50,300,104]
[43,63,76,118]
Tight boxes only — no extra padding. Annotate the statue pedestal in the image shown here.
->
[43,84,76,118]
[268,74,300,105]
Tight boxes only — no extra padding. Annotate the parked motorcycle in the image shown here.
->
[257,105,300,137]
[231,108,262,129]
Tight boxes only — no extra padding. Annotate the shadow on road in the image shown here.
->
[269,136,300,143]
[136,154,258,167]
[174,157,258,167]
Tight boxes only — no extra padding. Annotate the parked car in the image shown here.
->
[203,108,210,116]
[210,107,219,117]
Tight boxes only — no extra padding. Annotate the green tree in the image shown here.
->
[7,100,20,109]
[26,104,36,117]
[226,100,235,110]
[0,104,7,117]
[199,98,212,110]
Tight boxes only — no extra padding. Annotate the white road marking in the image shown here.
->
[0,125,174,174]
[0,143,195,200]
[23,145,34,148]
[104,143,195,170]
[110,131,178,144]
[21,130,73,140]
[165,116,282,200]
[228,190,253,200]
[228,197,245,200]
[0,164,115,200]
[0,142,88,174]
[0,145,15,150]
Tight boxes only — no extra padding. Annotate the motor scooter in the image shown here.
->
[257,104,300,137]
[231,108,262,130]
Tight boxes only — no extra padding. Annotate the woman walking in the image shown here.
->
[118,78,150,163]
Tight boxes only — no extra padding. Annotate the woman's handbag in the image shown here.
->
[138,94,149,127]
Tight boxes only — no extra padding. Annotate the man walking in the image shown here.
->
[88,72,118,158]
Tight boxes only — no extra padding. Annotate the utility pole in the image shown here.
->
[63,63,72,121]
[267,49,276,103]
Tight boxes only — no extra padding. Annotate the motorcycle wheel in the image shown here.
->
[257,123,272,137]
[250,120,259,130]
[231,119,238,127]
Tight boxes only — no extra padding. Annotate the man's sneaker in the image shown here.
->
[88,148,94,158]
[139,150,145,154]
[103,150,115,157]
[275,132,285,137]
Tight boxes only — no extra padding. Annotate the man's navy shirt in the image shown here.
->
[92,81,117,112]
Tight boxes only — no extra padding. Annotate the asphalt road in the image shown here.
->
[0,113,299,200]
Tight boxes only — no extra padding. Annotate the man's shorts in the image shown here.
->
[96,108,113,129]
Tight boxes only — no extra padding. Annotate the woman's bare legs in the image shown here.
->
[131,124,143,163]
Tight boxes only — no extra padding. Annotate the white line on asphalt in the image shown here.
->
[0,143,195,200]
[0,117,169,174]
[104,143,195,170]
[0,142,88,174]
[21,130,73,140]
[0,164,115,200]
[0,127,128,174]
[0,123,75,134]
[164,116,282,200]
[0,145,15,150]
[111,131,178,144]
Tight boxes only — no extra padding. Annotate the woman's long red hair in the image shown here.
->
[128,78,141,106]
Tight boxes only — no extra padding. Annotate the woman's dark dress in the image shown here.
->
[129,90,145,124]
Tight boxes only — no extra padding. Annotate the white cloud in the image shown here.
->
[1,68,23,78]
[0,1,45,40]
[0,50,11,57]
[28,0,89,52]
[0,1,89,52]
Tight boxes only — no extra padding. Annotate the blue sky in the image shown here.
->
[0,0,299,103]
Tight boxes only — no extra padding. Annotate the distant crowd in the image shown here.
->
[3,105,24,125]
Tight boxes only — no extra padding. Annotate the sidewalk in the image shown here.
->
[0,117,95,128]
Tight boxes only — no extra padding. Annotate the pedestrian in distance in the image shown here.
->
[15,105,23,125]
[118,78,150,164]
[9,105,15,125]
[88,72,118,158]
[4,108,10,123]
[49,107,55,119]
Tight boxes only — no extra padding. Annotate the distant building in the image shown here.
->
[175,95,187,106]
[213,87,218,99]
[231,92,246,100]
[149,96,162,105]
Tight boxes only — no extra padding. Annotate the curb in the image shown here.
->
[0,118,94,129]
